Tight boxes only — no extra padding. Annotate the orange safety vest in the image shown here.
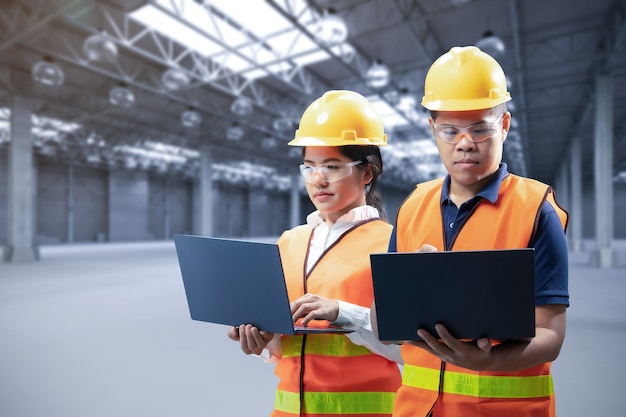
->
[394,174,568,417]
[273,219,401,417]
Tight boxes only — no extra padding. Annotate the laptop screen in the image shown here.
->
[370,249,536,341]
[174,234,352,335]
[174,234,297,334]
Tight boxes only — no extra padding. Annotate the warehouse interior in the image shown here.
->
[1,0,625,416]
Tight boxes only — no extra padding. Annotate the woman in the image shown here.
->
[227,90,401,417]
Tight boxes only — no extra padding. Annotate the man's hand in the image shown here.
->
[409,324,493,371]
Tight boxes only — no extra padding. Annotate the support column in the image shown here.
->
[555,160,571,249]
[199,143,214,236]
[289,172,301,228]
[592,72,615,267]
[569,135,583,252]
[164,179,170,239]
[67,163,74,244]
[556,160,570,213]
[5,89,38,261]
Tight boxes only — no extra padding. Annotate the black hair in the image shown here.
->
[301,145,387,221]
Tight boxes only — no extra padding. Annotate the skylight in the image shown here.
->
[129,0,353,80]
[367,94,431,135]
[381,139,447,180]
[367,95,446,179]
[368,97,411,131]
[128,2,417,137]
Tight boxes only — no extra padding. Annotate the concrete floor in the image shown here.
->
[0,240,624,417]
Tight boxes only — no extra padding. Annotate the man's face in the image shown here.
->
[429,108,510,193]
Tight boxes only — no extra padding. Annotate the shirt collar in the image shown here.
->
[441,162,509,205]
[306,205,380,229]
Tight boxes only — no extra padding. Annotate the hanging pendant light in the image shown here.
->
[397,91,417,113]
[109,83,135,107]
[181,107,202,128]
[230,97,253,117]
[272,117,292,132]
[312,8,348,46]
[226,123,244,141]
[365,59,390,89]
[262,136,278,149]
[162,68,190,91]
[83,31,118,63]
[475,30,506,58]
[124,157,138,169]
[288,147,302,159]
[32,56,64,86]
[86,131,98,145]
[383,89,400,106]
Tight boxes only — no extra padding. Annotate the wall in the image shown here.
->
[147,176,193,239]
[148,178,166,239]
[2,153,626,246]
[616,183,626,238]
[1,156,194,244]
[249,189,290,237]
[36,161,68,243]
[108,170,149,241]
[72,165,108,242]
[214,183,248,237]
[209,184,292,238]
[36,162,109,243]
[163,178,194,238]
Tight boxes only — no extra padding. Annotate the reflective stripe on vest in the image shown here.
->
[403,364,554,399]
[275,390,396,415]
[282,334,372,358]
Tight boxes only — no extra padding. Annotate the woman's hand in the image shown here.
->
[291,293,339,325]
[227,324,275,355]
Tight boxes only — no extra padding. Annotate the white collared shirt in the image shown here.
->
[304,205,403,364]
[305,205,380,273]
[261,205,402,364]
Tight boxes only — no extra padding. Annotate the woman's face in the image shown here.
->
[302,146,372,225]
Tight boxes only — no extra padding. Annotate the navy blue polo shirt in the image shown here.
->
[391,163,569,307]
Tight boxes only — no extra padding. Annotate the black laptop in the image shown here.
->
[174,234,351,335]
[370,249,535,342]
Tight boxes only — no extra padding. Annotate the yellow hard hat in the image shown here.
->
[421,46,512,111]
[288,90,388,146]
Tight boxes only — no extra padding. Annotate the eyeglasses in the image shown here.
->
[433,116,503,144]
[299,161,362,183]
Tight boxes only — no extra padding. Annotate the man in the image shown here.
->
[392,46,569,416]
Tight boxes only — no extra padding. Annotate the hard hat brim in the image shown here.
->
[287,135,387,147]
[421,95,512,111]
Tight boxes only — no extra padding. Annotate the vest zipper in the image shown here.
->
[298,334,307,417]
[425,361,446,417]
